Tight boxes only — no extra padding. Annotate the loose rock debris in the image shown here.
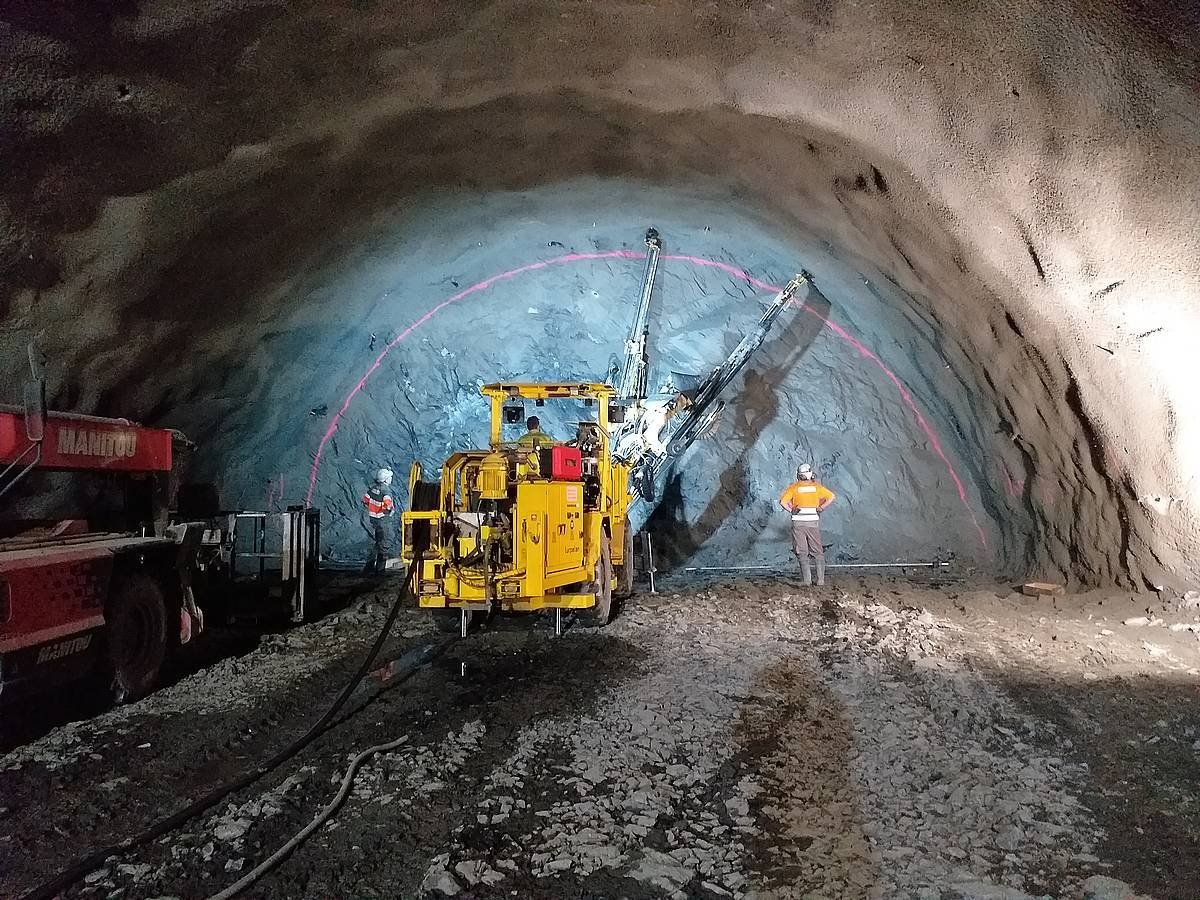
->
[1,577,1196,898]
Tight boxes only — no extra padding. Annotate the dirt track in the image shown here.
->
[1,573,1197,899]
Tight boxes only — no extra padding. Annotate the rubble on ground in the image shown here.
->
[3,576,1193,898]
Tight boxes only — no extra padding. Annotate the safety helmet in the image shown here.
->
[376,467,394,486]
[797,463,814,479]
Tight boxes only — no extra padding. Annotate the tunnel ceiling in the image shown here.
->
[2,1,1198,587]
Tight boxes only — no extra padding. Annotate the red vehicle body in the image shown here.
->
[0,407,194,704]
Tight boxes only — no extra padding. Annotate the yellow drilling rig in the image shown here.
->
[401,382,634,633]
[400,229,810,634]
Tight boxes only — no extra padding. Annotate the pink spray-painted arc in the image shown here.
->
[305,250,988,549]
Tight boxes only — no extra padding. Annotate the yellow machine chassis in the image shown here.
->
[401,382,633,614]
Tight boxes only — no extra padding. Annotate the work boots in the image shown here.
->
[799,560,826,586]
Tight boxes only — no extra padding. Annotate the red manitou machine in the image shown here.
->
[0,361,203,704]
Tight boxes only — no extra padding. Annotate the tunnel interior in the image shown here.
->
[166,175,1008,571]
[2,1,1199,589]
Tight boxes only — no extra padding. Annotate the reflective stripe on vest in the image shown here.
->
[363,493,394,517]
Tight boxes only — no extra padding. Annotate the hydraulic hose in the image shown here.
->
[205,733,411,900]
[20,556,432,900]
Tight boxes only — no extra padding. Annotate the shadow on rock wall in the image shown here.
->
[646,283,832,570]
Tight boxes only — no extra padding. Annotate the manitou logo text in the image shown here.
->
[36,634,92,664]
[57,427,137,459]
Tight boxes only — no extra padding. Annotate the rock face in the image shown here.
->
[2,2,1198,585]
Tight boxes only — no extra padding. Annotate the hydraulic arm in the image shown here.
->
[619,271,811,531]
[661,271,810,463]
[614,228,662,403]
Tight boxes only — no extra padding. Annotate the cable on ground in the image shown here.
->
[20,552,436,900]
[205,733,411,900]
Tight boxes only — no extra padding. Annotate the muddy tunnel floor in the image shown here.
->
[1,577,1197,900]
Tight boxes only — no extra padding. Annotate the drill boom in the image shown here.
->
[625,271,811,530]
[615,228,662,402]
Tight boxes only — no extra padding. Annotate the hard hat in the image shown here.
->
[376,467,394,485]
[798,463,814,478]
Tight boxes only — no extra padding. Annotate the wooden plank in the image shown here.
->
[1022,581,1065,596]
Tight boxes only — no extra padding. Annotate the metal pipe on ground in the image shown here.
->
[681,562,951,571]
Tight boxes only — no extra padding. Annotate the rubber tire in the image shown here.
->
[614,523,635,600]
[432,608,478,634]
[106,572,168,704]
[578,534,614,627]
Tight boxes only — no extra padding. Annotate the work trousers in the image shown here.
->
[791,520,825,585]
[368,517,391,574]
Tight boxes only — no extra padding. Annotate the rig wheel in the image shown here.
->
[106,572,168,704]
[579,534,613,627]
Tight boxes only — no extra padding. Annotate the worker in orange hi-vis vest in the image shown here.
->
[362,467,395,574]
[779,463,836,586]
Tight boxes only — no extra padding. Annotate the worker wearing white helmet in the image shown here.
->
[362,467,395,574]
[779,462,836,586]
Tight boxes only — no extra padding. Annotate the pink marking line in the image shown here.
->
[1002,463,1023,498]
[657,254,987,549]
[306,251,641,506]
[305,250,988,549]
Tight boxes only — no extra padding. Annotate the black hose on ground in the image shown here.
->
[204,731,411,900]
[20,555,437,900]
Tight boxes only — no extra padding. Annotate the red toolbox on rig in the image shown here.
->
[540,446,582,480]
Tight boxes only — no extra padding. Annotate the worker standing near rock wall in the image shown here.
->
[363,467,395,574]
[780,463,836,586]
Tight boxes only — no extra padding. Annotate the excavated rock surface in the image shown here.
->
[1,1,1198,585]
[165,184,992,568]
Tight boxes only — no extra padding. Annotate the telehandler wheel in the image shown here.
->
[106,572,168,704]
[614,524,635,600]
[432,608,479,634]
[579,534,613,627]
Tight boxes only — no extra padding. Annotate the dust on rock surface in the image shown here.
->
[1,573,1196,899]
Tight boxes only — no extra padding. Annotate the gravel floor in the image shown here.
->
[1,574,1197,899]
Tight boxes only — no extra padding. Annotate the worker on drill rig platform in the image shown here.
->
[362,467,395,574]
[780,463,836,586]
[517,415,553,449]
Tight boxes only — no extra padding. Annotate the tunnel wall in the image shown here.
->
[1,1,1198,586]
[171,181,1001,569]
